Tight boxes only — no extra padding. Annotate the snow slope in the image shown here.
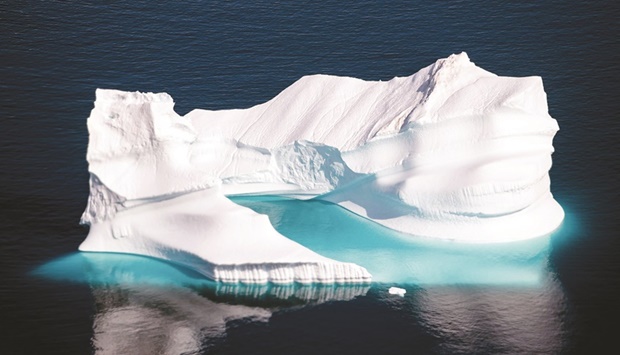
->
[80,52,563,284]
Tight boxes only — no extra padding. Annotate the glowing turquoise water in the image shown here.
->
[234,196,555,285]
[32,252,371,306]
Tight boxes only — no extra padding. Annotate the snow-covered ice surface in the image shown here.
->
[80,53,563,284]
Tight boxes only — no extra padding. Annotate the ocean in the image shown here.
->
[1,1,619,353]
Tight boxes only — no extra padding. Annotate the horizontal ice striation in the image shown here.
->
[81,52,564,285]
[213,262,371,284]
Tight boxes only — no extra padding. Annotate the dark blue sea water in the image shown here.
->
[1,1,619,353]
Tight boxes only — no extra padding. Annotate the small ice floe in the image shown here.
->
[388,287,406,297]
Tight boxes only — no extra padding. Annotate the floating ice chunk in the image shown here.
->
[80,52,564,285]
[388,287,406,297]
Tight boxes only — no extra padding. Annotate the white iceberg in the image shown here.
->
[79,52,563,284]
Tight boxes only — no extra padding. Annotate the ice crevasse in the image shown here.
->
[79,52,564,284]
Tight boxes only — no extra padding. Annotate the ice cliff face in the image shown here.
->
[80,52,564,284]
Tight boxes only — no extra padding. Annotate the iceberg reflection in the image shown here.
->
[88,283,270,354]
[33,252,370,353]
[376,272,568,353]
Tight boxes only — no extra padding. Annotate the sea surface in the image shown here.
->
[1,1,619,354]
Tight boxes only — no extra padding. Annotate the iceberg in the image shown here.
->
[79,52,563,284]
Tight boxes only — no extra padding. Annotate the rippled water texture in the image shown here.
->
[1,0,618,353]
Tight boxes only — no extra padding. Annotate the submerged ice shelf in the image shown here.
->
[79,52,564,284]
